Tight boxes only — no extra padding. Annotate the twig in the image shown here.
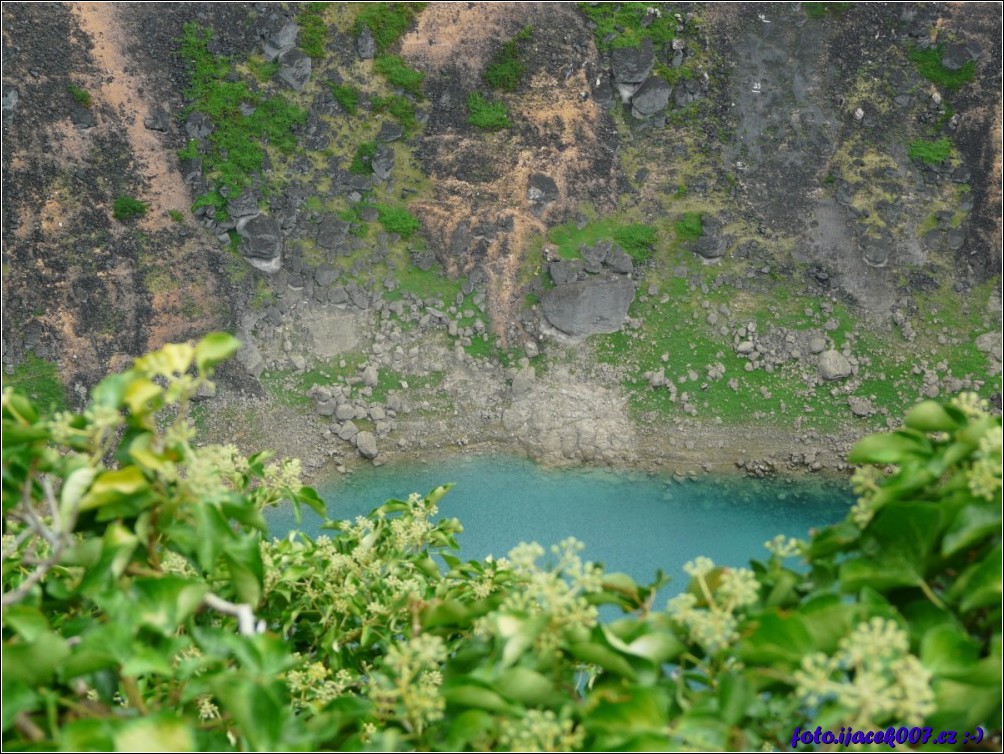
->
[202,593,263,636]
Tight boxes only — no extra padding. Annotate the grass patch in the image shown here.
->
[908,45,976,91]
[577,2,677,51]
[246,57,279,83]
[393,259,462,301]
[373,55,425,96]
[113,196,148,222]
[261,353,368,407]
[372,94,417,132]
[613,224,657,262]
[674,212,704,241]
[466,92,510,130]
[298,3,328,58]
[67,84,92,108]
[374,204,421,239]
[350,141,378,174]
[251,279,276,310]
[328,82,360,115]
[803,2,853,19]
[168,209,185,223]
[907,137,953,165]
[3,354,66,412]
[484,25,532,92]
[354,3,425,54]
[179,24,307,202]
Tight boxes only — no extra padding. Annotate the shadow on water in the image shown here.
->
[265,456,853,596]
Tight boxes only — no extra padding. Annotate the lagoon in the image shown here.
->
[265,456,853,592]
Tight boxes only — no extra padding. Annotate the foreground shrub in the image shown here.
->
[2,335,1000,750]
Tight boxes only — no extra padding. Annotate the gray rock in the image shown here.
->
[511,366,536,399]
[737,340,755,355]
[143,106,170,132]
[228,189,259,219]
[337,420,359,441]
[527,174,559,209]
[371,144,395,181]
[631,75,671,119]
[377,121,404,142]
[179,157,203,185]
[808,335,827,355]
[818,350,852,381]
[355,431,379,459]
[277,48,311,91]
[316,216,350,249]
[236,214,282,273]
[316,400,336,417]
[258,12,299,60]
[590,69,615,108]
[356,26,376,59]
[549,260,583,286]
[975,331,1002,360]
[361,364,379,387]
[862,237,892,267]
[541,273,636,337]
[941,42,979,71]
[315,264,339,286]
[604,244,633,274]
[2,85,19,123]
[848,396,875,417]
[369,405,386,421]
[335,403,355,422]
[693,234,725,260]
[71,106,95,129]
[611,39,654,101]
[185,111,213,139]
[580,241,609,271]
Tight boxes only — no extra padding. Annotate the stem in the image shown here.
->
[918,579,946,609]
[203,593,262,636]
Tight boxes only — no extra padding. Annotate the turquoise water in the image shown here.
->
[265,456,853,592]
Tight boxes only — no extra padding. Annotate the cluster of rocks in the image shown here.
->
[540,241,637,338]
[312,381,408,462]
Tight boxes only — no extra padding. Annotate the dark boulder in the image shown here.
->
[541,273,636,337]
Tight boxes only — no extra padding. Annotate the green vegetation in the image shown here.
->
[262,352,368,407]
[250,278,276,309]
[328,82,360,115]
[373,55,425,96]
[484,25,533,91]
[372,93,417,131]
[908,137,954,165]
[803,2,853,19]
[373,203,421,239]
[674,211,704,240]
[168,209,185,223]
[354,2,425,54]
[245,57,279,82]
[179,24,307,203]
[67,84,92,108]
[298,3,328,58]
[112,195,148,222]
[2,353,65,411]
[908,44,976,91]
[4,337,1000,750]
[577,2,678,51]
[655,62,695,86]
[466,91,510,130]
[612,223,657,262]
[350,140,378,174]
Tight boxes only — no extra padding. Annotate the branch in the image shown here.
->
[202,593,264,636]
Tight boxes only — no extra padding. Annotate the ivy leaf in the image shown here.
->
[848,430,930,464]
[79,467,149,512]
[942,503,1001,558]
[904,401,960,432]
[195,332,241,371]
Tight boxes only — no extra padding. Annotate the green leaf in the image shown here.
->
[444,709,494,750]
[443,681,511,712]
[848,430,930,464]
[114,714,195,752]
[1,630,69,686]
[717,672,752,726]
[224,536,264,605]
[2,605,51,641]
[295,485,326,516]
[942,503,1001,558]
[59,718,117,751]
[425,483,454,506]
[79,467,149,512]
[132,576,208,634]
[904,401,960,432]
[921,624,980,679]
[568,641,638,679]
[124,377,163,415]
[59,466,97,521]
[839,555,920,592]
[195,332,241,371]
[948,548,1002,612]
[739,612,813,666]
[1,678,38,733]
[495,667,558,706]
[212,675,289,751]
[421,600,469,629]
[625,631,684,664]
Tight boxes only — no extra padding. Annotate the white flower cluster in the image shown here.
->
[763,534,802,558]
[950,391,989,420]
[287,660,357,709]
[498,708,584,752]
[668,558,760,654]
[369,634,447,732]
[969,425,1002,502]
[794,617,935,727]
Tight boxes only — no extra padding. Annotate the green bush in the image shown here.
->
[675,211,704,240]
[328,82,360,115]
[908,137,954,165]
[577,2,677,51]
[374,203,421,238]
[350,141,378,174]
[612,223,657,261]
[373,55,425,96]
[113,195,148,222]
[2,336,1001,750]
[467,91,510,130]
[372,93,417,131]
[484,26,532,91]
[298,3,327,58]
[354,2,426,54]
[67,84,92,108]
[909,44,976,91]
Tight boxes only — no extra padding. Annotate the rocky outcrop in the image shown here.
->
[630,75,671,120]
[236,214,283,273]
[541,274,635,337]
[277,48,311,91]
[610,39,654,102]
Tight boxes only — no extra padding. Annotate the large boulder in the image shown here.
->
[236,214,283,273]
[611,39,654,101]
[541,274,635,337]
[631,75,671,119]
[549,260,583,286]
[603,244,633,274]
[277,48,311,91]
[371,145,395,181]
[528,174,559,214]
[818,350,852,381]
[355,431,379,459]
[258,12,299,60]
[316,216,350,249]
